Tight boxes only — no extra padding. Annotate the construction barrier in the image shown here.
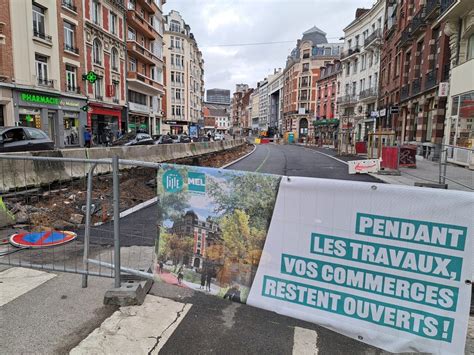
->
[156,165,473,355]
[381,146,399,170]
[355,141,367,154]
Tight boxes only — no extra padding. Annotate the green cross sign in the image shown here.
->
[84,71,98,84]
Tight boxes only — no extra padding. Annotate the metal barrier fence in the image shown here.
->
[0,154,160,289]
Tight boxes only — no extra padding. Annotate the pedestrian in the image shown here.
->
[83,126,92,148]
[177,265,184,285]
[205,271,212,292]
[200,270,206,289]
[159,261,164,274]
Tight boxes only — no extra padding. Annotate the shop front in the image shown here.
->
[13,90,87,148]
[163,120,188,135]
[314,118,339,146]
[88,103,123,146]
[128,102,151,133]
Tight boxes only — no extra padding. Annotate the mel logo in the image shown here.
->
[162,169,183,193]
[188,172,206,194]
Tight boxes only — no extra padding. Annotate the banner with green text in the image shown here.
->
[247,177,473,355]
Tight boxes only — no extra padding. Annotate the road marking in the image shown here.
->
[0,267,56,307]
[304,147,349,165]
[255,145,271,172]
[70,295,191,355]
[293,326,318,355]
[221,144,257,169]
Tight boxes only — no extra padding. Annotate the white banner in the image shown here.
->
[247,177,473,354]
[348,159,380,174]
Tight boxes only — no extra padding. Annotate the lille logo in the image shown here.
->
[188,172,206,194]
[162,169,183,193]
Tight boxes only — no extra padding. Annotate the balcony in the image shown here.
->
[33,30,52,43]
[364,29,382,48]
[66,85,81,94]
[64,44,79,54]
[411,7,427,36]
[61,0,77,13]
[359,87,378,101]
[336,94,357,105]
[137,0,158,14]
[127,41,159,65]
[425,0,440,20]
[36,76,55,88]
[440,0,456,15]
[113,98,120,104]
[126,10,157,40]
[400,84,410,101]
[424,69,438,90]
[127,71,163,93]
[412,77,422,96]
[399,27,413,48]
[340,45,360,60]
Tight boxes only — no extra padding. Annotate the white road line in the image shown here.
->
[0,267,56,307]
[70,295,191,355]
[293,326,319,355]
[304,147,349,165]
[221,143,257,169]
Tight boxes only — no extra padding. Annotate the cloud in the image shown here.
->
[166,0,376,92]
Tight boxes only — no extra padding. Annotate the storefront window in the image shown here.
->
[19,109,41,128]
[457,92,474,148]
[63,112,79,146]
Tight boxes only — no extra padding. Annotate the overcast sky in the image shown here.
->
[165,0,376,94]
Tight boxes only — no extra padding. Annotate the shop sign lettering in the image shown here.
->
[21,93,60,106]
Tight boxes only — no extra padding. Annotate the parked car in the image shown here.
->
[112,132,154,146]
[214,133,225,141]
[0,126,55,153]
[192,136,210,142]
[155,135,174,144]
[177,134,192,143]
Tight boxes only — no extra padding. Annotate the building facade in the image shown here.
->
[84,0,127,144]
[441,0,474,167]
[206,88,230,105]
[203,102,230,134]
[380,0,451,160]
[283,26,342,141]
[230,83,249,135]
[338,2,385,153]
[126,0,165,135]
[267,68,284,135]
[163,10,204,135]
[258,78,268,132]
[0,0,14,127]
[315,60,341,145]
[250,86,260,134]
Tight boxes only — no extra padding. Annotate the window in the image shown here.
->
[128,27,136,41]
[113,81,119,100]
[346,63,350,75]
[91,0,100,25]
[355,35,359,46]
[170,20,181,32]
[92,39,102,65]
[129,57,136,71]
[66,65,77,91]
[352,82,357,96]
[176,89,181,100]
[361,54,366,70]
[110,13,117,35]
[32,4,45,36]
[64,22,75,52]
[176,38,181,49]
[353,59,358,73]
[170,36,175,48]
[369,53,373,67]
[111,48,119,71]
[35,54,48,85]
[302,63,309,72]
[94,77,102,99]
[26,128,48,140]
[171,71,175,82]
[468,34,474,60]
[171,54,175,65]
[128,0,135,10]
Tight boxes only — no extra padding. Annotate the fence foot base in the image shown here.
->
[414,182,448,189]
[104,274,154,307]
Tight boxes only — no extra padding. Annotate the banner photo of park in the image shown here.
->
[156,164,281,303]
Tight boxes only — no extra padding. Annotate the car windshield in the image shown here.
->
[25,128,48,140]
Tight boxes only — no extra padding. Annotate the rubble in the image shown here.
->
[70,214,84,225]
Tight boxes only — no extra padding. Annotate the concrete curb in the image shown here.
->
[220,144,257,169]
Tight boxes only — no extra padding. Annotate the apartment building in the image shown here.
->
[283,26,342,141]
[163,10,204,135]
[231,83,250,135]
[0,0,14,126]
[250,86,260,134]
[380,0,451,160]
[267,68,284,135]
[4,0,88,147]
[84,0,127,144]
[315,60,341,145]
[126,0,165,135]
[203,102,230,134]
[440,0,474,166]
[206,88,230,105]
[338,1,385,152]
[258,78,268,132]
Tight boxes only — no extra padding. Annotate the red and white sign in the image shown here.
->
[438,82,449,97]
[348,159,380,174]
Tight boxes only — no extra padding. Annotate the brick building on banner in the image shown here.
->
[379,0,451,160]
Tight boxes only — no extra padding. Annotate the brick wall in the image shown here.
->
[0,1,13,81]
